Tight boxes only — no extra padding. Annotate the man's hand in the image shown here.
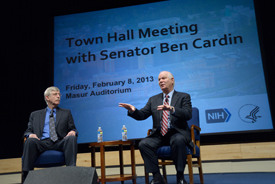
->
[119,103,136,113]
[65,130,76,138]
[29,134,40,140]
[157,105,175,113]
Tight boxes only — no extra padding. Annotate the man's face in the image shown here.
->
[158,72,174,93]
[46,91,61,106]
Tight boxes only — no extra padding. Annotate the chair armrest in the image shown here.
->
[147,129,152,136]
[190,125,201,154]
[192,125,201,132]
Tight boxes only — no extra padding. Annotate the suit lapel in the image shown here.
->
[171,90,179,107]
[39,109,47,137]
[157,93,164,122]
[56,107,61,127]
[170,90,179,123]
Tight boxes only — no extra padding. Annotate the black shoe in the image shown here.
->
[178,179,188,184]
[150,179,166,184]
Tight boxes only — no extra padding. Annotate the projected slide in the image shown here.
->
[54,0,273,143]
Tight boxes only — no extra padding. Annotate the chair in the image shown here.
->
[144,107,204,184]
[21,138,65,183]
[32,150,65,167]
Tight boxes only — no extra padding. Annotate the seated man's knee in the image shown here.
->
[138,139,148,151]
[64,135,77,143]
[139,138,155,151]
[64,136,77,144]
[172,135,186,147]
[25,138,38,146]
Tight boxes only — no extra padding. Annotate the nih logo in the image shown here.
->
[205,108,231,123]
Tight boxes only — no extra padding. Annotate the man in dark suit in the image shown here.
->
[22,86,78,182]
[119,71,192,184]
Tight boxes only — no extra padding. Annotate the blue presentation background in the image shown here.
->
[54,0,273,143]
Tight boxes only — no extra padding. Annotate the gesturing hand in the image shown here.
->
[119,103,136,113]
[157,105,174,113]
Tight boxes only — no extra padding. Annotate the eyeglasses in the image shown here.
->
[51,92,62,97]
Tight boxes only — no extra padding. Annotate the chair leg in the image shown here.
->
[197,157,204,184]
[21,171,23,184]
[162,164,167,183]
[187,154,194,184]
[144,166,150,184]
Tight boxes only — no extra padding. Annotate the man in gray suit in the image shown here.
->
[22,86,78,182]
[119,71,192,184]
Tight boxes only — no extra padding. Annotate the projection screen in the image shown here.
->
[54,0,273,143]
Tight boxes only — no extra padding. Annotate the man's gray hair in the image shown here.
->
[167,71,175,86]
[167,72,174,79]
[44,86,60,105]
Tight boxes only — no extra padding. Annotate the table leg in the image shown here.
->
[119,144,124,184]
[130,142,136,184]
[100,144,106,184]
[91,146,96,167]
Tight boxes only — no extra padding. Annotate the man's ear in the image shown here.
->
[45,95,50,101]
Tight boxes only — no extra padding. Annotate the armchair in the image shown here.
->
[144,107,204,184]
[21,138,65,183]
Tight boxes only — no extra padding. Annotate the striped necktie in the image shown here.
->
[161,95,169,136]
[49,110,58,142]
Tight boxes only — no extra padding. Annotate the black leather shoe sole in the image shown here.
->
[178,179,188,184]
[150,179,166,184]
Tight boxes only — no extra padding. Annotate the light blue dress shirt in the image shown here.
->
[41,107,56,140]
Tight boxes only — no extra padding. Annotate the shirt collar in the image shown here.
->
[163,89,175,100]
[47,106,56,113]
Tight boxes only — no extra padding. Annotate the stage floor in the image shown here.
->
[1,160,275,184]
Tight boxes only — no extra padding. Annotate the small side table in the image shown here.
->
[89,140,137,184]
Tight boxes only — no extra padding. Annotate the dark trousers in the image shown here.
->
[22,136,77,171]
[139,129,187,173]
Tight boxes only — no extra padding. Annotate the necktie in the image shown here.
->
[49,110,58,142]
[161,95,169,136]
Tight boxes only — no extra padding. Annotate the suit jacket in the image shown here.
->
[23,107,78,140]
[128,90,194,148]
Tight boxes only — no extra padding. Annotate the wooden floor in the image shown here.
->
[1,142,275,174]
